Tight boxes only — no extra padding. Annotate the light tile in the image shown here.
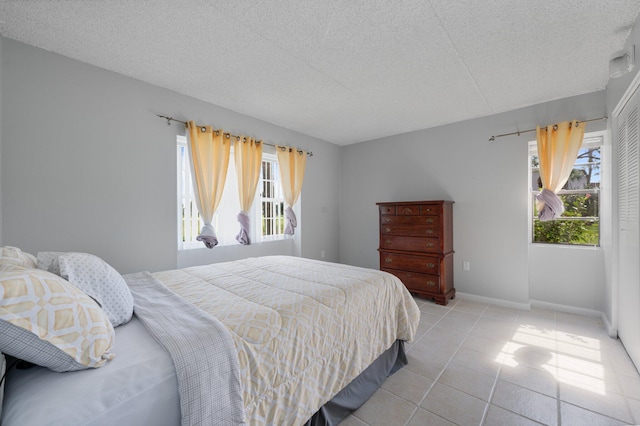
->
[438,310,480,334]
[410,334,460,361]
[351,388,416,426]
[406,407,456,426]
[451,347,502,377]
[461,333,509,358]
[491,380,558,425]
[339,414,369,426]
[381,366,434,404]
[559,382,634,424]
[437,363,496,401]
[626,396,640,424]
[420,383,487,426]
[419,302,450,316]
[499,364,557,397]
[560,401,624,426]
[364,304,640,426]
[405,351,449,381]
[450,299,488,315]
[484,404,543,426]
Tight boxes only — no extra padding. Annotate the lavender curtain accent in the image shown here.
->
[197,224,218,249]
[235,212,251,245]
[535,189,564,221]
[284,207,297,235]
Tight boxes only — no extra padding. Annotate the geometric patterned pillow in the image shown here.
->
[0,265,115,372]
[0,246,37,269]
[58,253,134,327]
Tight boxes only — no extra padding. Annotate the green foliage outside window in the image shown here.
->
[531,144,601,246]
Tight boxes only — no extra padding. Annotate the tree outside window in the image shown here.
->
[529,136,602,246]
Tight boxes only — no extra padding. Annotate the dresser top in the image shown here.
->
[376,200,454,206]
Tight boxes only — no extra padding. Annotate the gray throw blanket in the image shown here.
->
[125,272,245,426]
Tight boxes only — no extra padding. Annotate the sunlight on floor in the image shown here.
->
[496,323,607,395]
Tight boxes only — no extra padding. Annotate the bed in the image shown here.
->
[0,252,420,425]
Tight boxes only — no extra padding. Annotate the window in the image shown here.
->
[529,134,603,246]
[177,136,288,249]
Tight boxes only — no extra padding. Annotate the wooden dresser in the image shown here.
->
[377,200,455,305]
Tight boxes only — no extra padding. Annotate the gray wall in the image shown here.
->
[340,91,607,308]
[0,38,341,274]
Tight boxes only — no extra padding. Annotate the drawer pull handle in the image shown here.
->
[385,240,392,245]
[385,258,393,263]
[426,229,434,235]
[385,227,391,233]
[402,207,413,214]
[384,218,391,223]
[426,263,435,268]
[427,281,436,287]
[425,208,432,212]
[426,243,434,248]
[426,218,434,224]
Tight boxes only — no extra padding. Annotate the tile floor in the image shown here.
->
[341,296,640,426]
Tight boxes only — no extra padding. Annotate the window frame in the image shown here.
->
[528,132,604,247]
[177,135,289,250]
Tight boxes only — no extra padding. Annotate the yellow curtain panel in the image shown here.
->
[234,137,263,244]
[276,146,307,235]
[535,120,585,220]
[187,121,231,248]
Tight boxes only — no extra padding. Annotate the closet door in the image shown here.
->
[618,85,640,370]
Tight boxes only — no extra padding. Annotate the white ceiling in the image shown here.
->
[1,1,639,145]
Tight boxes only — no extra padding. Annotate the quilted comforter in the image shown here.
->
[150,256,420,425]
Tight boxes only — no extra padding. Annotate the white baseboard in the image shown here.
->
[456,292,531,311]
[529,299,602,318]
[601,313,618,338]
[456,293,617,337]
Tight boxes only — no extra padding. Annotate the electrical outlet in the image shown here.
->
[321,250,326,259]
[463,261,470,271]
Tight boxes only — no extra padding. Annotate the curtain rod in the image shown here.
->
[157,114,313,156]
[488,116,607,142]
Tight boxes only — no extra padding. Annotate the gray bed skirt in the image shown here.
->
[304,340,407,426]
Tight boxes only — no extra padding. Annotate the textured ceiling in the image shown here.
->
[1,0,639,145]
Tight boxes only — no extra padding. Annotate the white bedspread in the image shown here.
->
[151,256,420,425]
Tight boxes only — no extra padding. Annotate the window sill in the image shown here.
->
[529,242,601,251]
[177,238,295,269]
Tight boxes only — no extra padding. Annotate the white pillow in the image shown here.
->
[36,251,65,275]
[0,265,115,372]
[0,246,37,269]
[58,253,134,327]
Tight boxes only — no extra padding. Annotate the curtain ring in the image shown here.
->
[200,127,206,132]
[553,124,558,130]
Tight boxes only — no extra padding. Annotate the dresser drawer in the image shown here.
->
[380,215,439,226]
[420,204,440,215]
[379,206,395,215]
[382,268,441,293]
[380,235,440,253]
[380,252,440,274]
[397,204,421,215]
[380,224,440,237]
